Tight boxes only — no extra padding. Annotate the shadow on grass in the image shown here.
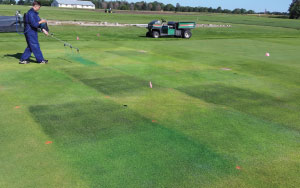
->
[29,99,235,187]
[3,53,23,60]
[138,35,181,39]
[3,53,39,63]
[271,15,289,19]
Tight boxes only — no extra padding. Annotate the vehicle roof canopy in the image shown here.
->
[149,20,161,25]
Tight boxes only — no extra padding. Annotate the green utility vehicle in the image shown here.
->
[146,20,196,39]
[105,8,113,13]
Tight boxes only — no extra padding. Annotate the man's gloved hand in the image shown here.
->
[39,21,49,36]
[39,19,47,24]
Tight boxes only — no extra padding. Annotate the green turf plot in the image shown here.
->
[177,83,300,131]
[29,100,236,187]
[63,66,150,96]
[69,54,98,66]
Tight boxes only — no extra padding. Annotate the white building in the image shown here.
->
[51,0,95,9]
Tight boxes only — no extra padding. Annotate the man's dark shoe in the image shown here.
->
[19,60,29,64]
[39,60,48,64]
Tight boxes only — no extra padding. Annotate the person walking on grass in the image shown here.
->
[19,1,48,64]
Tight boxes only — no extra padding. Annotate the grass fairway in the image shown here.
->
[1,5,300,188]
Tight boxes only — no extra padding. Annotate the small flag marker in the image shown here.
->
[149,81,152,88]
[221,68,231,71]
[77,36,79,40]
[265,52,270,57]
[45,141,52,145]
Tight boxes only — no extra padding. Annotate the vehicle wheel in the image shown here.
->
[152,31,160,38]
[182,30,192,39]
[146,32,151,37]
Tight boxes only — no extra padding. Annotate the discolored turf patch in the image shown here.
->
[177,84,300,131]
[29,100,144,144]
[105,50,147,57]
[104,49,155,63]
[80,76,147,95]
[63,67,149,96]
[178,84,279,107]
[29,100,235,187]
[67,54,98,66]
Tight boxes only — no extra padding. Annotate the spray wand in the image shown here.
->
[49,33,80,53]
[39,22,79,53]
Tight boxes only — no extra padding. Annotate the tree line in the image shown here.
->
[0,0,256,14]
[0,0,298,18]
[289,0,300,18]
[0,0,51,6]
[91,1,257,14]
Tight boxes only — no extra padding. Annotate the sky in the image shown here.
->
[128,0,292,12]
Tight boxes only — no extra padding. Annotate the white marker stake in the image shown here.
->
[149,81,152,88]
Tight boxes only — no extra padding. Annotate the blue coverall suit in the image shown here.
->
[20,8,45,63]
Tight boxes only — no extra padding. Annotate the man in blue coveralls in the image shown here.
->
[20,1,48,64]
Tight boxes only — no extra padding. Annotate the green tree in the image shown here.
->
[247,10,255,14]
[147,3,153,11]
[39,0,53,6]
[108,1,113,9]
[175,3,180,12]
[130,3,134,10]
[199,7,208,12]
[289,0,300,19]
[141,2,147,10]
[120,4,128,10]
[222,9,231,13]
[18,0,25,5]
[101,1,107,9]
[240,8,247,14]
[1,0,7,3]
[232,8,241,14]
[1,0,15,4]
[181,6,188,12]
[164,4,174,11]
[24,0,33,5]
